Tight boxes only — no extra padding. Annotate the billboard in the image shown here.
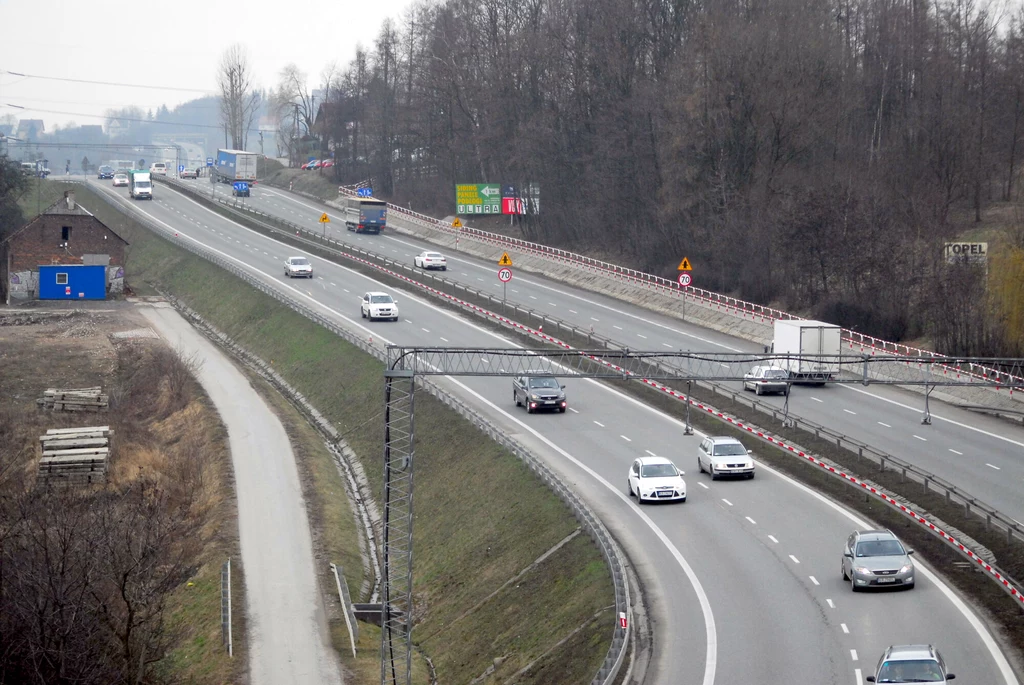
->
[944,242,988,264]
[456,184,501,214]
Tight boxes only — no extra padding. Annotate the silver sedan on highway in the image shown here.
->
[842,529,916,591]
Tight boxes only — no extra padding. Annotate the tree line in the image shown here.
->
[276,0,1024,355]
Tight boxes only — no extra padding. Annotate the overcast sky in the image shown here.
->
[0,0,417,131]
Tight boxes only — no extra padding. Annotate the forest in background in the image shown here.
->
[300,0,1024,356]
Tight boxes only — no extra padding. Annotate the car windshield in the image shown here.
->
[763,369,788,378]
[115,175,127,180]
[642,463,677,478]
[100,166,113,172]
[855,539,905,557]
[713,443,747,456]
[876,659,944,682]
[290,258,310,266]
[529,378,560,389]
[371,295,393,304]
[426,253,443,259]
[136,182,151,189]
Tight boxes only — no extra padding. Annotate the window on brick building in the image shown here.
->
[61,226,71,241]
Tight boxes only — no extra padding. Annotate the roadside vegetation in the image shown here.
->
[0,308,240,685]
[59,182,614,684]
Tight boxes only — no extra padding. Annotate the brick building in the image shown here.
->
[1,190,128,302]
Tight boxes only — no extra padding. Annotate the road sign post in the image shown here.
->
[319,212,330,238]
[498,266,512,301]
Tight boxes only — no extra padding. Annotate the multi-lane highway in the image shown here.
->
[84,176,1020,684]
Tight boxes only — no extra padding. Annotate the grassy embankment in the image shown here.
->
[41,179,614,684]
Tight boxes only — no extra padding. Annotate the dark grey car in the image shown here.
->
[842,529,915,591]
[866,644,955,682]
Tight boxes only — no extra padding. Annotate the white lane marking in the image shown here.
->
[851,649,858,661]
[768,535,779,543]
[986,463,1001,470]
[878,422,891,428]
[646,450,658,457]
[840,383,1024,452]
[841,623,849,634]
[440,337,449,342]
[621,435,632,442]
[510,288,519,293]
[913,435,927,441]
[547,302,557,307]
[613,325,623,330]
[843,409,857,415]
[855,668,863,685]
[950,449,963,455]
[593,421,605,427]
[330,282,337,286]
[662,343,674,348]
[826,598,835,609]
[789,555,800,564]
[480,358,490,364]
[809,576,819,585]
[721,499,733,506]
[569,309,578,314]
[591,317,600,322]
[569,407,579,414]
[403,319,412,323]
[745,516,756,524]
[698,482,709,490]
[811,397,823,402]
[637,334,647,339]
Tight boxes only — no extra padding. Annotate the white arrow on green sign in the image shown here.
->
[455,183,502,215]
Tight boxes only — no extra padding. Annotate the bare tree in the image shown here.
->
[217,44,261,150]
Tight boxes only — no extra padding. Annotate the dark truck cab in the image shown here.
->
[513,375,567,413]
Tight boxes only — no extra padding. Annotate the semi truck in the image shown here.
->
[344,197,387,234]
[127,170,153,200]
[770,319,842,383]
[211,149,258,184]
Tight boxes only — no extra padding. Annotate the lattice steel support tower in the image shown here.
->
[381,365,416,685]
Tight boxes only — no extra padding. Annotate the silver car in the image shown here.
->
[866,644,955,683]
[697,436,755,479]
[842,529,915,591]
[743,365,790,396]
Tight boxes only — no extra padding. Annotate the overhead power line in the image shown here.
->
[0,69,216,94]
[2,103,264,133]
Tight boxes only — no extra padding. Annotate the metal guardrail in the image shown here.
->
[153,178,1024,609]
[100,178,633,685]
[334,187,1024,391]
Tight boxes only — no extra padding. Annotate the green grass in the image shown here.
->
[65,183,614,684]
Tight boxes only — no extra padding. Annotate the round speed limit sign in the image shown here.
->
[678,272,692,287]
[498,267,513,283]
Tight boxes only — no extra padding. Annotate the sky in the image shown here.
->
[0,0,418,132]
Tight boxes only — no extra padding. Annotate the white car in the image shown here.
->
[697,436,755,479]
[628,456,686,503]
[150,162,167,175]
[414,251,447,270]
[284,256,313,278]
[361,291,399,321]
[743,365,790,396]
[112,173,129,187]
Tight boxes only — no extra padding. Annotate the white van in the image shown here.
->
[150,162,167,175]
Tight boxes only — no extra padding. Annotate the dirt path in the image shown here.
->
[139,302,342,685]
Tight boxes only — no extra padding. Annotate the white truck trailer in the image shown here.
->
[771,319,842,383]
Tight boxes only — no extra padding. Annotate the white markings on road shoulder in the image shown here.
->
[850,649,858,661]
[950,449,963,455]
[621,435,632,442]
[811,397,823,402]
[809,576,819,585]
[843,409,857,415]
[841,623,849,634]
[768,535,779,543]
[826,598,835,609]
[721,499,733,506]
[878,422,891,428]
[440,337,449,342]
[913,435,927,441]
[745,516,756,524]
[421,328,430,333]
[593,421,605,427]
[789,554,800,564]
[986,463,1001,470]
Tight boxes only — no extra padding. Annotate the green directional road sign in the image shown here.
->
[455,183,502,215]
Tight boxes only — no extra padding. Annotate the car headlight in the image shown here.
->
[530,394,539,400]
[854,566,872,575]
[899,564,913,574]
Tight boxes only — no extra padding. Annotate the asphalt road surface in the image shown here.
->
[86,177,1020,685]
[140,301,342,685]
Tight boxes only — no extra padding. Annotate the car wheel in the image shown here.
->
[710,466,718,481]
[559,406,566,413]
[392,316,399,322]
[526,403,534,414]
[841,561,849,581]
[904,582,915,590]
[442,266,447,271]
[361,309,366,319]
[697,457,704,473]
[755,384,763,396]
[748,472,755,479]
[628,480,633,497]
[515,392,521,407]
[851,576,859,592]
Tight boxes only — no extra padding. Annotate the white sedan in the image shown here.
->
[284,256,313,278]
[361,291,399,321]
[627,456,686,503]
[112,173,129,187]
[414,251,447,271]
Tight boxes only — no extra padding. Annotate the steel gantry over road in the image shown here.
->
[378,346,1024,685]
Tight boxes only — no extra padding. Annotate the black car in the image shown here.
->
[513,374,567,413]
[97,165,115,179]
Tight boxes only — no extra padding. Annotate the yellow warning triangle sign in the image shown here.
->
[498,252,513,266]
[319,212,330,223]
[677,256,692,271]
[452,217,462,228]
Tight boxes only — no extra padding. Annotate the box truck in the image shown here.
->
[770,320,842,383]
[127,170,153,200]
[344,197,387,234]
[211,149,258,184]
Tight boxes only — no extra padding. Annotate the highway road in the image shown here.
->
[207,178,1024,527]
[85,176,1020,684]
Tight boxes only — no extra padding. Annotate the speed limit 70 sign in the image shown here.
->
[678,272,692,287]
[498,267,513,283]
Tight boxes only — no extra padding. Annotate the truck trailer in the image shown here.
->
[211,149,258,184]
[344,197,387,234]
[770,319,842,383]
[127,170,153,200]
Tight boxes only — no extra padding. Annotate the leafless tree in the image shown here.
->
[217,44,261,150]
